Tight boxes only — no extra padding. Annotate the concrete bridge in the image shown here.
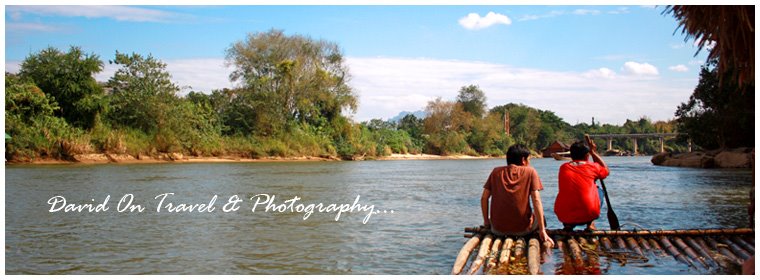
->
[587,133,690,155]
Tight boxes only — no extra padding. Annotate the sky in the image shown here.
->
[3,3,721,125]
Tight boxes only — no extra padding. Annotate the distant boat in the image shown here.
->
[551,151,571,160]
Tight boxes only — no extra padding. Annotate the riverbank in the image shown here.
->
[651,147,754,168]
[5,152,502,165]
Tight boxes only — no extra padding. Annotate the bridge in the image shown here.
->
[587,133,689,154]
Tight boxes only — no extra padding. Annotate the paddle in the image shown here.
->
[599,178,621,230]
[584,134,620,230]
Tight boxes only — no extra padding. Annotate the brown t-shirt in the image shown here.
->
[484,165,543,234]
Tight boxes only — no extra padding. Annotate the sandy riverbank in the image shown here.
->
[5,153,503,165]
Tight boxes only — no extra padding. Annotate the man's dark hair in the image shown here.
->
[570,141,590,160]
[507,144,531,165]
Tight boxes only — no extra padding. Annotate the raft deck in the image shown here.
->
[452,227,754,275]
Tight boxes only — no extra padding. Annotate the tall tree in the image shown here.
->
[456,84,487,119]
[225,29,358,136]
[18,46,105,129]
[675,60,754,149]
[106,51,180,133]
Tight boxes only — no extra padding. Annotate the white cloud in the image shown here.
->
[572,9,602,16]
[668,65,689,72]
[583,68,616,79]
[622,61,659,76]
[347,57,693,124]
[688,60,704,66]
[6,5,183,23]
[518,10,564,21]
[694,38,716,50]
[458,12,511,30]
[670,43,686,49]
[5,22,62,32]
[608,7,630,15]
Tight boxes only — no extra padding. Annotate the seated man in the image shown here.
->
[554,137,610,231]
[481,144,554,247]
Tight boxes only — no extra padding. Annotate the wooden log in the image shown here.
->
[543,228,754,237]
[719,236,751,261]
[626,237,645,256]
[615,237,628,250]
[685,236,717,266]
[514,238,526,260]
[600,237,613,251]
[567,237,584,268]
[673,236,709,269]
[452,234,481,275]
[637,237,651,251]
[659,236,695,268]
[647,237,669,257]
[499,238,514,267]
[731,236,755,254]
[528,238,541,275]
[555,238,576,275]
[486,238,503,272]
[704,236,743,266]
[467,234,493,275]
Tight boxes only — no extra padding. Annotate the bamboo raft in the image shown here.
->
[452,227,754,275]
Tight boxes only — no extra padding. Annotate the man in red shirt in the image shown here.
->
[481,144,554,247]
[554,137,610,231]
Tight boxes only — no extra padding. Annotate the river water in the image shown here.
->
[4,156,754,274]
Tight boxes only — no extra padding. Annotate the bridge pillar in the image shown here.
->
[659,137,664,153]
[607,138,613,151]
[633,138,638,155]
[688,138,692,152]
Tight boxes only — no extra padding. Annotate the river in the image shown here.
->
[4,156,753,274]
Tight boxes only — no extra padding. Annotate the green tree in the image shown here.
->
[18,46,105,129]
[225,29,358,136]
[675,60,754,149]
[456,84,487,119]
[106,51,180,133]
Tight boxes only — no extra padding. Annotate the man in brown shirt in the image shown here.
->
[481,144,554,246]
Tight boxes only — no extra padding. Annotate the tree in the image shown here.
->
[107,51,181,133]
[225,29,358,136]
[456,84,487,119]
[423,97,472,154]
[675,60,754,149]
[18,46,105,129]
[664,6,754,87]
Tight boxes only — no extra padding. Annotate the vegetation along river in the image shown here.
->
[4,156,753,274]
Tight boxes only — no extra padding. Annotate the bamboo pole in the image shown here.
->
[467,234,494,275]
[499,238,514,267]
[541,228,755,237]
[600,237,613,251]
[452,234,482,275]
[673,236,709,269]
[615,237,628,250]
[514,238,526,260]
[659,236,695,268]
[685,236,717,266]
[466,227,754,237]
[567,237,584,268]
[486,237,503,272]
[528,238,541,275]
[626,237,645,256]
[637,237,652,251]
[704,236,743,266]
[731,236,755,254]
[648,238,669,257]
[719,236,751,261]
[555,238,576,275]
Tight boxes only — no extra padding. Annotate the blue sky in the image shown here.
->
[4,4,716,125]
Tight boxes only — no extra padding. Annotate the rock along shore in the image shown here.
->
[651,147,754,168]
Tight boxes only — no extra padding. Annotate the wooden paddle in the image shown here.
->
[585,134,620,230]
[599,178,620,230]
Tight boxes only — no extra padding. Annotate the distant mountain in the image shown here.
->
[388,110,427,123]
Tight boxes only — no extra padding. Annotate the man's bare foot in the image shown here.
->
[585,222,597,231]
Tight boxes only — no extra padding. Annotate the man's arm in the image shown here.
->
[481,188,491,228]
[585,134,609,173]
[531,190,555,247]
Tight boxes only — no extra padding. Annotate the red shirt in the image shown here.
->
[554,161,609,224]
[484,165,543,234]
